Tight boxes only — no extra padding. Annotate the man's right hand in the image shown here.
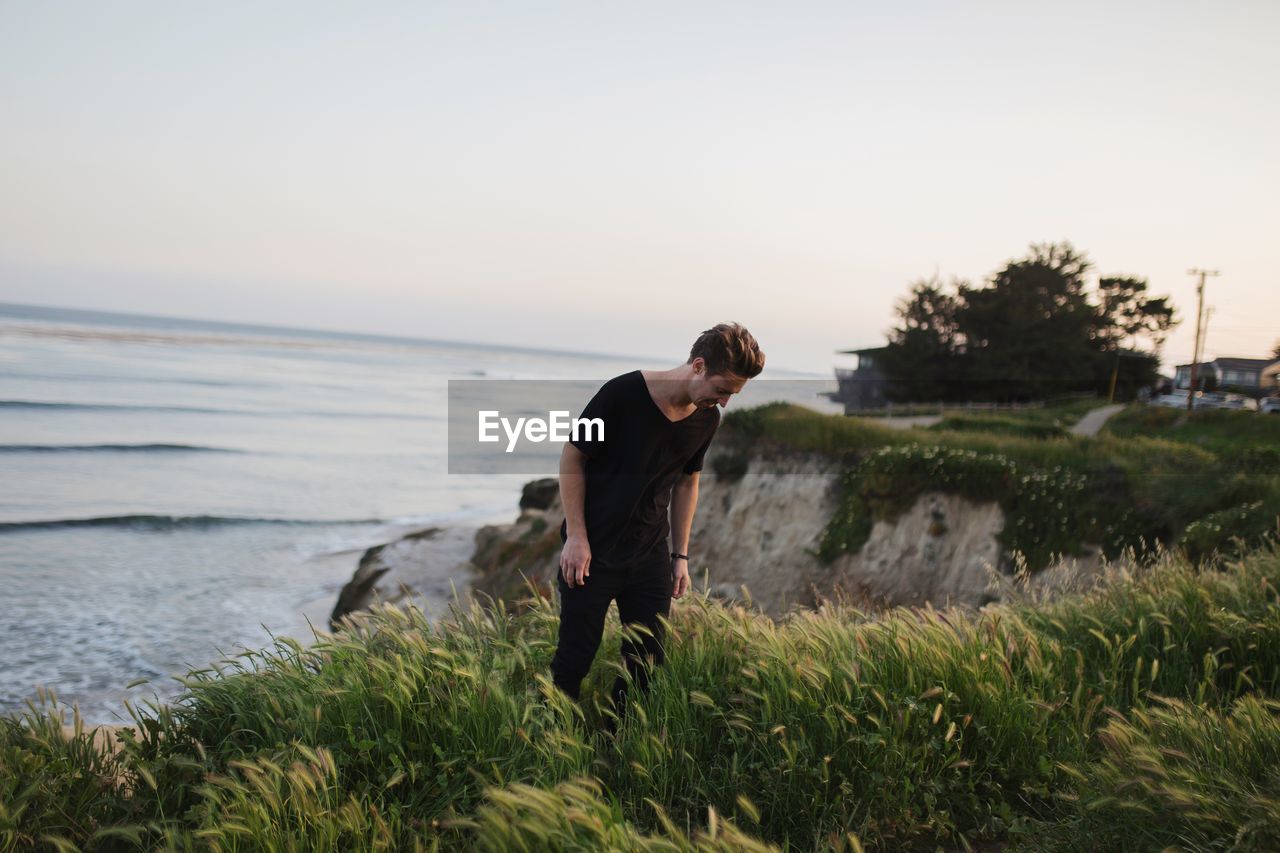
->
[560,533,592,588]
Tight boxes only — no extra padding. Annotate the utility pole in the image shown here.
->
[1186,268,1220,412]
[1200,306,1214,391]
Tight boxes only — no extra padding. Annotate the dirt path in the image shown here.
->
[1069,403,1125,437]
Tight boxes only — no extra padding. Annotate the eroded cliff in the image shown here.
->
[463,437,1102,617]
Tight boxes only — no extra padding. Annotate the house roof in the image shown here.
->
[836,345,890,355]
[1214,357,1275,370]
[1174,357,1275,371]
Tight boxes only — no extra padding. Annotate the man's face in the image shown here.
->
[692,364,748,409]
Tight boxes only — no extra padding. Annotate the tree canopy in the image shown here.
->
[878,242,1178,402]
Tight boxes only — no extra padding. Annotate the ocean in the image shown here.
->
[0,302,836,726]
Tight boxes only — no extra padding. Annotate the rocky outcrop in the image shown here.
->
[467,439,1104,616]
[519,478,561,512]
[334,438,1104,624]
[329,525,480,629]
[470,479,565,608]
[669,444,1050,612]
[823,492,1007,609]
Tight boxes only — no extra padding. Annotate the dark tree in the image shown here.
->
[1096,276,1178,352]
[878,277,965,401]
[956,241,1099,400]
[876,242,1179,403]
[1095,276,1178,399]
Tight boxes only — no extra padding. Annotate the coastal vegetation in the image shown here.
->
[925,397,1104,440]
[725,399,1279,573]
[5,400,1278,850]
[472,396,1277,610]
[876,241,1177,402]
[4,539,1280,850]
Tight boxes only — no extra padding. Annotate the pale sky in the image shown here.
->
[2,1,1276,374]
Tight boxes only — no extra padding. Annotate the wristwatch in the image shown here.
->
[670,552,688,561]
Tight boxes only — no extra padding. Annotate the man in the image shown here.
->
[550,322,765,728]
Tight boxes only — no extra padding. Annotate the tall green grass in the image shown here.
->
[5,540,1280,850]
[1047,693,1280,852]
[1105,405,1280,461]
[1103,406,1280,562]
[927,398,1107,440]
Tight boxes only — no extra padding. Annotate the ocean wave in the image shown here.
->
[0,400,439,420]
[0,443,241,454]
[0,400,231,414]
[0,321,346,351]
[14,371,273,388]
[0,515,386,533]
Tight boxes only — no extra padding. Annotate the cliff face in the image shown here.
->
[466,439,1103,617]
[681,444,841,611]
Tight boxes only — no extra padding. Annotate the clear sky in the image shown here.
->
[2,1,1276,374]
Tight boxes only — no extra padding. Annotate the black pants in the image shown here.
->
[549,541,673,716]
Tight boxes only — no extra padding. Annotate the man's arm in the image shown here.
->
[559,442,592,587]
[668,470,700,598]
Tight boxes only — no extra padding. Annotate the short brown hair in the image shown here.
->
[688,322,765,379]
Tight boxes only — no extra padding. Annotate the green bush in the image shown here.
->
[817,444,1101,570]
[1180,497,1280,564]
[710,449,750,482]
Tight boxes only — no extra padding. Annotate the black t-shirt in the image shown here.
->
[558,369,719,567]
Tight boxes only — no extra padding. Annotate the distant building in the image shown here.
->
[1173,361,1213,391]
[832,346,891,413]
[1263,361,1280,396]
[1174,357,1277,396]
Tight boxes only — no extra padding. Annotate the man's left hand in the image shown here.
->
[672,559,690,599]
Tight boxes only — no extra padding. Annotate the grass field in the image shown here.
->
[927,398,1108,440]
[5,541,1280,850]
